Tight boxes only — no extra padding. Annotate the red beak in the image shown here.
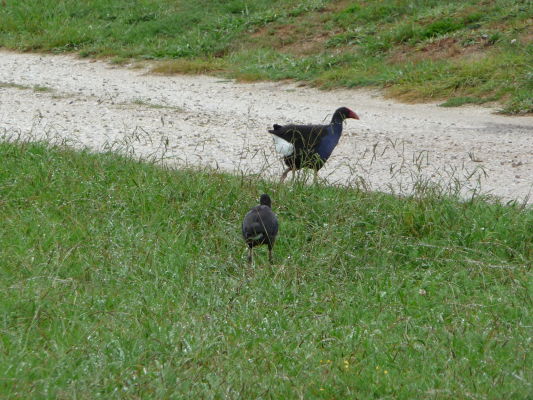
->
[349,110,359,120]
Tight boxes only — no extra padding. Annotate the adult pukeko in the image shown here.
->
[242,194,278,264]
[269,107,359,182]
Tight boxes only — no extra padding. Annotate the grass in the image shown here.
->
[0,0,531,113]
[0,140,531,398]
[439,96,490,108]
[127,98,182,111]
[0,81,54,93]
[151,58,228,75]
[0,81,27,90]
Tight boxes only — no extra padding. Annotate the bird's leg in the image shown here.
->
[247,247,253,265]
[280,167,291,183]
[268,246,273,264]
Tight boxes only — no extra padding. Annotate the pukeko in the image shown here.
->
[242,194,278,264]
[269,107,359,182]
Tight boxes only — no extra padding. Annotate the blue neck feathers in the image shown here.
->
[316,122,343,160]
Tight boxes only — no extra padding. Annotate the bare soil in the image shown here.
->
[1,51,532,203]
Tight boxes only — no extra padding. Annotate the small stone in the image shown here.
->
[419,288,427,296]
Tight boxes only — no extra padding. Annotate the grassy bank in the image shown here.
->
[0,0,531,113]
[0,141,531,398]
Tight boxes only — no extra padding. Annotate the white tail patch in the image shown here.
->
[272,135,294,156]
[250,233,264,240]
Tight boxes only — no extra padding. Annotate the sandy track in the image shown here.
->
[1,51,532,203]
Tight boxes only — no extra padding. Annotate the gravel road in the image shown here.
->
[1,51,532,203]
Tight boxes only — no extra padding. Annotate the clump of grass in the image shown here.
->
[0,82,54,94]
[439,96,488,107]
[109,56,131,65]
[381,47,531,106]
[151,58,227,75]
[0,81,29,90]
[32,84,54,93]
[126,98,182,111]
[0,140,531,398]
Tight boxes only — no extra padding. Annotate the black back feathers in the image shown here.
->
[242,194,278,264]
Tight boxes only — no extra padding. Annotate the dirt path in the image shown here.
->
[1,51,532,203]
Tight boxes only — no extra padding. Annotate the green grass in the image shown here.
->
[0,0,531,113]
[0,81,54,93]
[439,96,490,108]
[1,141,531,398]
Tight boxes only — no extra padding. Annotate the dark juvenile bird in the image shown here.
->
[242,194,278,264]
[269,107,359,182]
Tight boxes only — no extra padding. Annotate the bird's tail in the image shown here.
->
[244,222,265,241]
